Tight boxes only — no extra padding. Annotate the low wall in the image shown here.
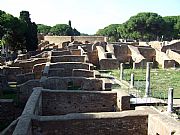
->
[32,111,148,135]
[51,50,71,56]
[148,114,180,135]
[42,90,117,115]
[72,69,94,77]
[51,55,85,63]
[17,80,42,104]
[99,59,119,70]
[2,67,23,82]
[113,44,131,63]
[32,63,46,79]
[44,36,106,47]
[50,62,90,76]
[16,72,35,84]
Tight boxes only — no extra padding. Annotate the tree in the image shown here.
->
[0,10,26,51]
[73,28,80,36]
[68,20,71,27]
[37,24,51,34]
[118,12,166,41]
[50,24,73,36]
[20,11,38,51]
[96,24,121,42]
[163,16,180,40]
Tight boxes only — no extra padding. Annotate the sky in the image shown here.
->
[0,0,180,34]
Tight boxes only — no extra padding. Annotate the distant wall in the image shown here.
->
[44,36,106,48]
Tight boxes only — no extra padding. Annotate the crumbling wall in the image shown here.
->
[42,90,117,115]
[155,49,175,68]
[113,44,131,63]
[161,41,180,52]
[166,49,180,64]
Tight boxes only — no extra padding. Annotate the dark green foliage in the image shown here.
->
[50,23,80,36]
[96,24,121,42]
[37,24,51,34]
[118,12,166,41]
[163,16,180,40]
[96,12,180,41]
[0,10,27,51]
[20,11,38,51]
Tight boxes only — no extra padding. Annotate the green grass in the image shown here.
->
[110,68,180,98]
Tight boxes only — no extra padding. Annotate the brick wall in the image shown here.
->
[44,36,106,47]
[155,49,175,68]
[42,90,117,115]
[51,55,85,63]
[32,111,148,135]
[50,62,90,76]
[72,69,94,77]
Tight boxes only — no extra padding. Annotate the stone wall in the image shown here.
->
[161,41,180,52]
[138,46,156,61]
[17,80,42,104]
[42,90,117,115]
[51,55,85,63]
[99,59,119,69]
[115,90,130,111]
[16,72,35,84]
[44,36,71,47]
[51,50,71,56]
[32,63,46,79]
[113,44,131,63]
[50,62,90,76]
[44,36,106,47]
[72,69,94,77]
[32,111,148,135]
[96,46,119,69]
[166,49,180,64]
[155,49,175,68]
[148,114,180,135]
[73,36,106,44]
[128,45,146,68]
[2,67,23,82]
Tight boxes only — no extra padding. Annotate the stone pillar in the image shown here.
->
[120,63,124,80]
[145,62,151,97]
[130,73,134,88]
[167,88,173,113]
[133,62,136,69]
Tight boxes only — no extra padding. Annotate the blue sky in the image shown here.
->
[0,0,180,34]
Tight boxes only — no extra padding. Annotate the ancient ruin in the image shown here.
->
[0,36,180,135]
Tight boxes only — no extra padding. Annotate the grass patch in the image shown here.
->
[110,68,180,98]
